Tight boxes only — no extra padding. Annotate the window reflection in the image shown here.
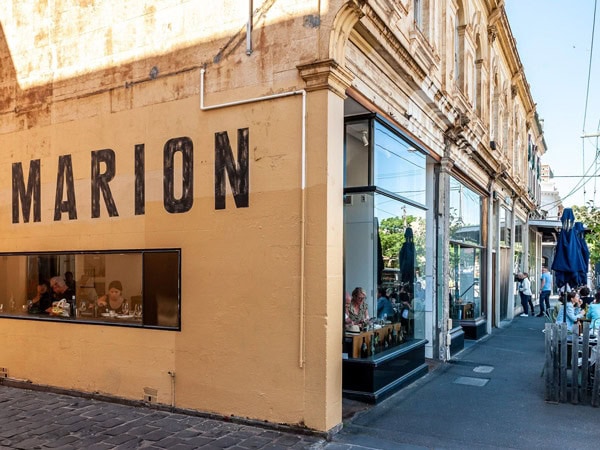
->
[374,122,426,204]
[449,177,483,321]
[343,116,428,359]
[449,245,482,320]
[449,177,481,245]
[500,206,511,246]
[375,194,426,342]
[344,119,370,187]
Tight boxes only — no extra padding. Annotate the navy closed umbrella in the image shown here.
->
[552,209,586,289]
[551,208,587,323]
[574,221,590,286]
[399,227,415,292]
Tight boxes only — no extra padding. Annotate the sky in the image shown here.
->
[505,0,600,209]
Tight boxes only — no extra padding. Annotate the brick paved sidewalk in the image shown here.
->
[0,385,328,449]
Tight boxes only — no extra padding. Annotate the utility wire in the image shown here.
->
[581,0,598,204]
[583,0,599,131]
[543,0,599,212]
[542,143,600,210]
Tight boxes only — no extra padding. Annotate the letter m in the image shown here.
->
[12,160,41,223]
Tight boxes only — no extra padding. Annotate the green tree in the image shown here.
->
[572,204,600,267]
[379,215,426,270]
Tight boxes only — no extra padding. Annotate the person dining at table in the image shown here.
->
[97,280,128,315]
[50,276,75,302]
[345,287,370,330]
[377,287,394,320]
[29,280,53,314]
[586,291,600,331]
[556,290,585,332]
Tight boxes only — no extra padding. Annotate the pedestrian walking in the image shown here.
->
[538,266,552,316]
[518,272,533,317]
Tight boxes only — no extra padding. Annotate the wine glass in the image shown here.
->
[122,301,129,315]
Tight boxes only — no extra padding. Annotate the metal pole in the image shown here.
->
[246,0,253,55]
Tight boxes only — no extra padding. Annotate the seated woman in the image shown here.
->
[586,291,600,330]
[376,287,394,320]
[579,286,594,306]
[29,280,53,314]
[556,290,585,332]
[97,280,128,314]
[345,287,370,330]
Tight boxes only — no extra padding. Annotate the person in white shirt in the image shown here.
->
[518,272,533,317]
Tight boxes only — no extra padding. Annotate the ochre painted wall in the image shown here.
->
[0,81,343,425]
[0,0,349,433]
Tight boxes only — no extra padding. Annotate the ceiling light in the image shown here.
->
[361,131,369,147]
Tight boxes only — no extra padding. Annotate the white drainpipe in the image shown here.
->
[200,69,308,367]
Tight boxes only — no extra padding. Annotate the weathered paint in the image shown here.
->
[0,0,344,433]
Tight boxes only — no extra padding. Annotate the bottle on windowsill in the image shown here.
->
[370,334,375,356]
[360,336,368,358]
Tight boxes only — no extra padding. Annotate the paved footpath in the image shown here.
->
[0,386,327,449]
[2,308,598,449]
[324,310,600,450]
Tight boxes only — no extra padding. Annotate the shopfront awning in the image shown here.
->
[529,219,562,243]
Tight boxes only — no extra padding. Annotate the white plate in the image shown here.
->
[116,314,134,319]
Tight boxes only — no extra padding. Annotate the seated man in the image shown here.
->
[50,276,75,302]
[29,280,53,314]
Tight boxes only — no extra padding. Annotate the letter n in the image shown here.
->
[12,160,41,223]
[215,128,249,210]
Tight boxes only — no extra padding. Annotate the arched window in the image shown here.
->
[414,0,422,29]
[454,17,460,82]
[454,2,466,89]
[474,34,483,116]
[502,106,509,152]
[491,72,499,145]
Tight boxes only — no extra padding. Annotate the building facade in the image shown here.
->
[0,0,544,433]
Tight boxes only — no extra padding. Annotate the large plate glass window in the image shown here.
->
[343,115,427,359]
[0,249,180,330]
[448,177,483,321]
[513,216,524,309]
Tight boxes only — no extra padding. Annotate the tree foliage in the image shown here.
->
[572,204,600,266]
[379,215,426,270]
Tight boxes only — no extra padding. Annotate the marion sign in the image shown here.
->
[12,129,250,224]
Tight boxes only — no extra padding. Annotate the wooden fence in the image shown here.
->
[545,321,600,405]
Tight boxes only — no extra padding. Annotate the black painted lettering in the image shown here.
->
[135,144,145,215]
[91,149,119,218]
[214,128,249,210]
[12,160,41,223]
[163,137,193,213]
[54,155,78,220]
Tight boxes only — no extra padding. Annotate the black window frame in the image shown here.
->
[0,248,181,331]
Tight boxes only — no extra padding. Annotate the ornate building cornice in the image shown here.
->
[297,59,354,97]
